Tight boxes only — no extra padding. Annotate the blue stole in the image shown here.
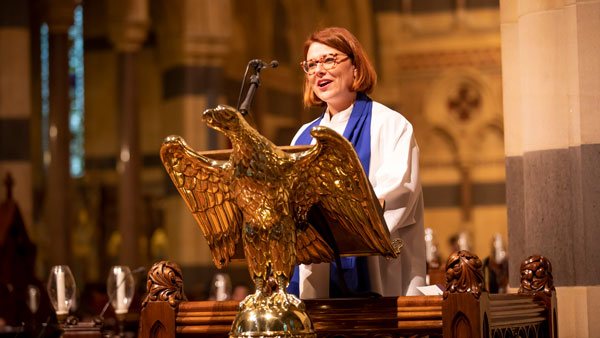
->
[288,92,373,297]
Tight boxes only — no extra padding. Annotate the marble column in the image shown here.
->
[155,0,231,266]
[107,0,149,268]
[500,0,600,336]
[42,0,77,266]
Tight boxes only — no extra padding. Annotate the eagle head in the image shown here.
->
[202,105,242,134]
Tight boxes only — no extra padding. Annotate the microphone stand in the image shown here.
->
[238,66,263,116]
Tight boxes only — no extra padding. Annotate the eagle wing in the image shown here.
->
[292,126,397,263]
[160,135,243,268]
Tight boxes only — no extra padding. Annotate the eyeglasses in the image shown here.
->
[300,53,350,75]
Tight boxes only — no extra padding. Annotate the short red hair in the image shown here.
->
[302,27,377,108]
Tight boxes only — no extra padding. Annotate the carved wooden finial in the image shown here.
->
[4,172,14,200]
[519,255,555,296]
[443,250,485,299]
[142,261,186,308]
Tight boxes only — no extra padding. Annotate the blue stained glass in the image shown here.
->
[68,5,85,178]
[40,23,50,169]
[40,5,85,178]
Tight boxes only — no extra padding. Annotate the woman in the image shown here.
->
[288,27,426,298]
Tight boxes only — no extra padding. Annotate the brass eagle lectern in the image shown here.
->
[160,105,399,338]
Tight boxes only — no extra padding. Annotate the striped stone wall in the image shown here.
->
[501,0,600,335]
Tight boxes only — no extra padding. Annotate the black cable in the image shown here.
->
[236,64,251,111]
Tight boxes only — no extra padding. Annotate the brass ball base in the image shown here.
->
[229,293,316,338]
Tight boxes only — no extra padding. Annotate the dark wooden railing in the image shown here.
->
[137,251,557,338]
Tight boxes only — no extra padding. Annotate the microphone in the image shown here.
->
[97,266,145,321]
[236,59,279,116]
[248,59,278,70]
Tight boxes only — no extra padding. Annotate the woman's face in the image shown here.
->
[306,42,356,112]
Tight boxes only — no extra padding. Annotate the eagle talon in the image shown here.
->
[239,289,265,310]
[272,290,288,309]
[271,289,302,311]
[269,274,302,310]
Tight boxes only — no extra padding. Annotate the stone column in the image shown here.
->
[500,1,600,336]
[41,0,77,266]
[0,1,33,234]
[155,0,231,266]
[107,0,149,268]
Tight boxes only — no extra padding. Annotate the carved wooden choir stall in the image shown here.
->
[138,251,557,338]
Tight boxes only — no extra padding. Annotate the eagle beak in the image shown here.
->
[202,109,214,125]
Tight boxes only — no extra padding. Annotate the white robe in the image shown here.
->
[291,101,426,297]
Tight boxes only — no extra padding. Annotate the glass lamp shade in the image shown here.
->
[26,285,41,314]
[46,265,76,316]
[209,273,232,301]
[107,266,135,315]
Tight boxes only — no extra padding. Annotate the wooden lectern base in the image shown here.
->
[141,296,442,337]
[138,253,558,338]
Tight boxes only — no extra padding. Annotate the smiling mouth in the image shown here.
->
[318,79,332,88]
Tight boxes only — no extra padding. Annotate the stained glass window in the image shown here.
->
[68,5,85,178]
[40,23,50,169]
[41,5,85,178]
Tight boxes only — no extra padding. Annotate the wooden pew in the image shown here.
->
[138,251,557,338]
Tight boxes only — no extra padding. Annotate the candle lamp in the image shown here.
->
[25,285,40,330]
[107,266,134,336]
[46,265,76,324]
[26,285,40,314]
[209,273,232,301]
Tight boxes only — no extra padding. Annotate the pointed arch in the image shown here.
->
[150,320,168,338]
[452,311,473,337]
